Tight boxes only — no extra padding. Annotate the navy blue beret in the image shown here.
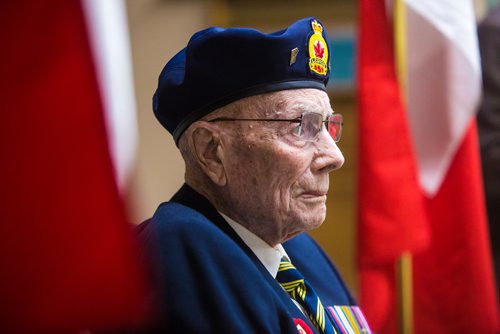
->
[153,17,331,145]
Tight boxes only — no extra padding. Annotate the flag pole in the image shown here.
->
[393,1,414,334]
[394,0,408,95]
[397,252,413,334]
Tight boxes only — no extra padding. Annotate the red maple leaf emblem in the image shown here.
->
[314,40,325,58]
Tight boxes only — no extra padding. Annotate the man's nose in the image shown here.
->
[311,128,345,174]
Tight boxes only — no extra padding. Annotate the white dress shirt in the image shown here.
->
[221,212,288,277]
[220,212,306,315]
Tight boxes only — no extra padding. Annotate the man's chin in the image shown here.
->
[297,202,327,219]
[280,214,324,243]
[298,211,326,230]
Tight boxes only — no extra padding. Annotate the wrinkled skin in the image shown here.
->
[213,89,345,246]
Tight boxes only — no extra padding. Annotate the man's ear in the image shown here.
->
[189,125,227,186]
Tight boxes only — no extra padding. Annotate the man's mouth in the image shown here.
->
[297,190,328,201]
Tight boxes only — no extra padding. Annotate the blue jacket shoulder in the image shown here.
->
[135,202,299,333]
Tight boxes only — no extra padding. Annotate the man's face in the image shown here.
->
[218,89,344,245]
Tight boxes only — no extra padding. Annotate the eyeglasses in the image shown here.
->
[208,112,343,142]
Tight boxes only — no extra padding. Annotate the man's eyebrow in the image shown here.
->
[288,102,319,112]
[287,103,334,117]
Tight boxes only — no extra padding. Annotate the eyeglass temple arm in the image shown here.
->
[208,117,301,123]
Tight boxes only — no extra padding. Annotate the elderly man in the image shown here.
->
[137,17,370,333]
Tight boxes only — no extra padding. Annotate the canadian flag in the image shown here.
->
[0,0,146,332]
[357,0,499,333]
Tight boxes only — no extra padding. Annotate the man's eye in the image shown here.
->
[293,124,303,136]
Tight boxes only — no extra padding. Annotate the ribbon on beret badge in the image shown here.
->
[308,19,329,76]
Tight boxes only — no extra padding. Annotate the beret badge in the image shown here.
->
[308,20,329,76]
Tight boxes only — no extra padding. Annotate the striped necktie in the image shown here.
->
[276,257,337,334]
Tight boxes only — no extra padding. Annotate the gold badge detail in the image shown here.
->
[308,20,329,76]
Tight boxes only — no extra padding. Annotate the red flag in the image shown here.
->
[0,1,147,332]
[413,124,499,333]
[405,0,499,331]
[357,0,500,333]
[357,0,429,331]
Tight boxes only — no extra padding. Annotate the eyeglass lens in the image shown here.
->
[327,114,343,142]
[299,112,342,142]
[300,112,323,141]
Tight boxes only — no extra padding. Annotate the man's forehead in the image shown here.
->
[211,88,332,119]
[267,89,332,116]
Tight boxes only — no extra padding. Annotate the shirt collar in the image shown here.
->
[220,212,288,278]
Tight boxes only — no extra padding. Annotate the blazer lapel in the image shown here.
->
[170,183,318,331]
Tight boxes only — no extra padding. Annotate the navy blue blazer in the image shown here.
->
[136,184,355,333]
